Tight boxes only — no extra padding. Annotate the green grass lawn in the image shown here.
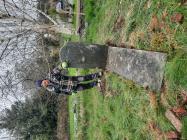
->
[68,95,75,140]
[67,0,187,139]
[182,116,187,139]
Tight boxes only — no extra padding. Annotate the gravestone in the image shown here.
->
[60,42,167,91]
[106,47,167,91]
[60,42,108,69]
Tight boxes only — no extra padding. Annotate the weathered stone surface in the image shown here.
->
[106,47,167,91]
[60,42,167,91]
[60,42,108,68]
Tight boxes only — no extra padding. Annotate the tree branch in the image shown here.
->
[0,39,11,61]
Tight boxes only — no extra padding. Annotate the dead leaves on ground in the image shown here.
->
[160,81,171,108]
[149,13,171,33]
[150,12,184,31]
[171,13,184,24]
[149,8,184,32]
[149,91,158,109]
[148,9,184,50]
[113,16,125,31]
[150,32,166,49]
[164,131,180,140]
[148,122,164,140]
[105,39,134,49]
[149,15,161,32]
[148,122,181,140]
[172,107,187,118]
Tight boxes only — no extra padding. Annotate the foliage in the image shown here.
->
[83,0,96,23]
[0,92,58,140]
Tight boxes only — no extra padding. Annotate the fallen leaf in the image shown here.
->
[149,91,158,108]
[149,15,160,31]
[162,9,168,21]
[148,122,164,139]
[105,39,117,47]
[171,13,184,24]
[165,131,180,139]
[113,16,125,31]
[172,107,187,117]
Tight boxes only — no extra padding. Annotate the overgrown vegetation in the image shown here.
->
[166,52,187,90]
[68,0,187,140]
[0,93,58,140]
[83,0,96,23]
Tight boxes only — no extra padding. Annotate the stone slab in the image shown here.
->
[60,42,167,91]
[60,42,108,69]
[106,47,167,91]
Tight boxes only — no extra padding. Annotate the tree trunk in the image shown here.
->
[0,17,74,35]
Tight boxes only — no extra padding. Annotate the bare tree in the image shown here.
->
[0,0,74,36]
[0,0,67,101]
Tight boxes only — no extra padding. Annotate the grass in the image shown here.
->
[60,34,80,43]
[65,0,187,139]
[75,74,175,140]
[83,0,99,24]
[72,0,78,28]
[182,116,187,139]
[68,95,75,140]
[166,51,187,91]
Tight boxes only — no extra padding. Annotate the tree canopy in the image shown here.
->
[0,92,58,139]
